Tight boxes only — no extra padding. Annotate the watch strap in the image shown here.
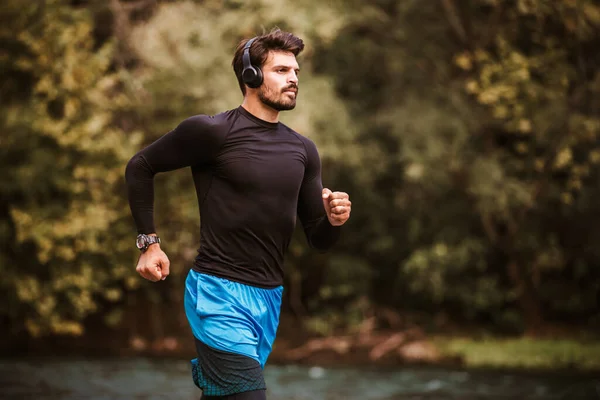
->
[137,234,161,252]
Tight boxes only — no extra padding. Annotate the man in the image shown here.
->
[125,28,351,400]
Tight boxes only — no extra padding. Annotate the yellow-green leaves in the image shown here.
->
[1,0,138,337]
[464,40,570,136]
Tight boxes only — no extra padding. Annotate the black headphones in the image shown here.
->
[241,37,263,89]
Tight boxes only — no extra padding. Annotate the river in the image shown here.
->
[0,357,598,399]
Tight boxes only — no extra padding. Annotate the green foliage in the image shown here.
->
[403,238,501,309]
[0,0,140,336]
[315,0,600,332]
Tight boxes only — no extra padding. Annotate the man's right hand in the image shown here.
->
[136,244,170,282]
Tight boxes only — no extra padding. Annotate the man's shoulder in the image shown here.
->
[279,122,317,148]
[179,108,238,131]
[278,123,320,165]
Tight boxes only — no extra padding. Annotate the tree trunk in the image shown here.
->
[506,259,544,336]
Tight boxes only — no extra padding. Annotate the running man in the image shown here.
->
[125,28,352,399]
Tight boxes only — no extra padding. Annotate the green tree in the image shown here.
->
[316,0,600,334]
[442,0,600,334]
[0,0,140,337]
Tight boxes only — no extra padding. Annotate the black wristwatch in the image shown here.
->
[136,234,161,253]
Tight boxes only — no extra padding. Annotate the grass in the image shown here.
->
[433,336,600,372]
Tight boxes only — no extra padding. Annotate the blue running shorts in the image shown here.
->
[184,270,283,395]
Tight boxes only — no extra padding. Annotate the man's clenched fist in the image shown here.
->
[136,245,170,282]
[322,188,351,226]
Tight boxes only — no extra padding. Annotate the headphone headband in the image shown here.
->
[242,37,257,69]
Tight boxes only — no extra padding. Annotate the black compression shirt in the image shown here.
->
[125,106,340,287]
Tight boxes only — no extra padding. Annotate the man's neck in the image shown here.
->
[241,96,279,123]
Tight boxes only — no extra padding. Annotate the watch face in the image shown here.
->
[136,235,146,249]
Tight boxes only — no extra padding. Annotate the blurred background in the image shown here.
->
[1,0,600,399]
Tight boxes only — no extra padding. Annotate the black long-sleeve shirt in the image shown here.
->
[125,106,340,287]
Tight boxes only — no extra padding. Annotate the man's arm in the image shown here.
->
[124,115,224,281]
[125,115,224,234]
[297,138,351,252]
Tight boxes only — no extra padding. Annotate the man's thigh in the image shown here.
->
[185,271,282,366]
[192,339,266,397]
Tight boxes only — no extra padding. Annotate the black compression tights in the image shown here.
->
[200,390,266,400]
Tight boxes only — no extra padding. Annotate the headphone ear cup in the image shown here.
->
[252,67,263,88]
[242,66,263,88]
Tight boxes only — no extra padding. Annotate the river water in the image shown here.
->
[0,357,598,399]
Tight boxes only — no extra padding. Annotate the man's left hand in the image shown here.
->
[322,188,351,226]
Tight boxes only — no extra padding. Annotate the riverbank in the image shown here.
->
[4,316,599,374]
[433,336,600,372]
[265,316,600,373]
[10,334,600,375]
[265,332,600,374]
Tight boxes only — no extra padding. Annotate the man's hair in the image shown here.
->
[232,28,304,95]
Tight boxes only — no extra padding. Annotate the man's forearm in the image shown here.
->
[305,215,341,251]
[125,154,156,234]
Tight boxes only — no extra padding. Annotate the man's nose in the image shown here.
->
[288,71,298,85]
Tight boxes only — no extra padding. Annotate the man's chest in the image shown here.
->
[214,134,307,194]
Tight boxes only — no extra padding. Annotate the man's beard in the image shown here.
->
[258,84,298,111]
